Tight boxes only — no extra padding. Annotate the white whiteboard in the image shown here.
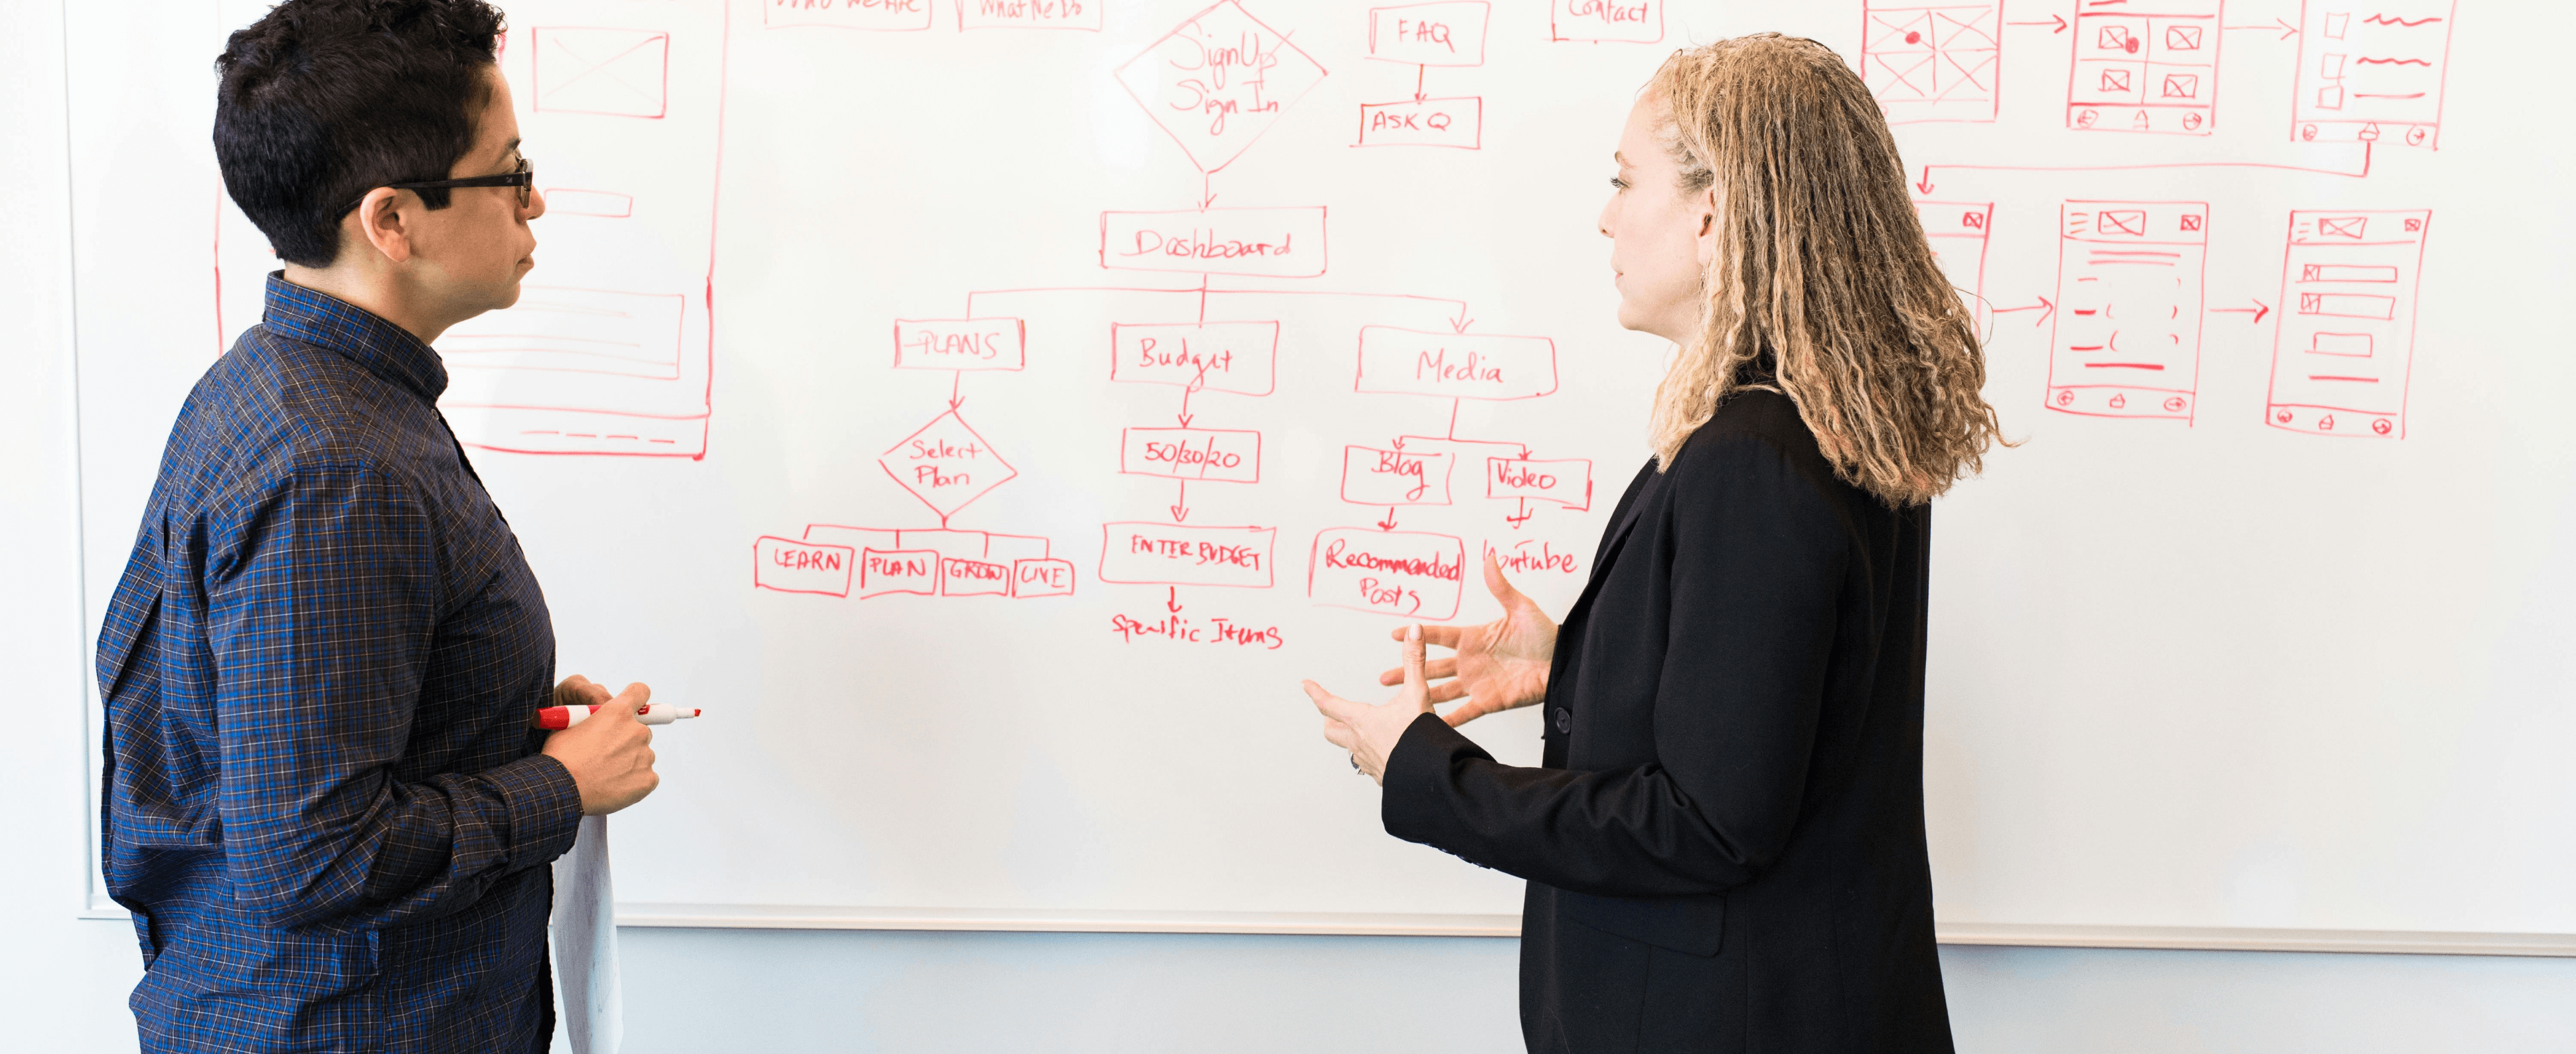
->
[66,0,2576,946]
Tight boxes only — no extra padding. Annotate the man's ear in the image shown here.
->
[349,187,416,265]
[1693,187,1722,268]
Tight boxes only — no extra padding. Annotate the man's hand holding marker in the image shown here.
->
[538,674,683,816]
[535,703,702,728]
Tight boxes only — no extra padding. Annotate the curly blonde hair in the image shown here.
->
[1645,35,2003,506]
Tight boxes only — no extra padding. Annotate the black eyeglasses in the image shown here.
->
[349,155,536,214]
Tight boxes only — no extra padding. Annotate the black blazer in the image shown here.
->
[1382,390,1952,1053]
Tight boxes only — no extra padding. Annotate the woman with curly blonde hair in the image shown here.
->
[1304,33,1999,1051]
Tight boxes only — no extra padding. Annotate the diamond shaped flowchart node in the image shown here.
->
[879,410,1017,520]
[1116,1,1328,174]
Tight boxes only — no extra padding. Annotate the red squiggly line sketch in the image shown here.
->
[2293,1,2455,147]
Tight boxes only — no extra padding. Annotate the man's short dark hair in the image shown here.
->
[215,0,507,267]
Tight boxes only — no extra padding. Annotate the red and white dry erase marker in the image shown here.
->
[534,703,702,729]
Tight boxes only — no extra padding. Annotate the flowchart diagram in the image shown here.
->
[746,0,1629,637]
[1872,0,2452,436]
[202,0,2455,657]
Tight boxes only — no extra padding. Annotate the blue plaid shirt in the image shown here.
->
[96,274,583,1053]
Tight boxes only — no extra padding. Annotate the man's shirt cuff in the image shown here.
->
[487,753,585,869]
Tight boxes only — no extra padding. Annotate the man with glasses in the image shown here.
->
[94,1,663,1050]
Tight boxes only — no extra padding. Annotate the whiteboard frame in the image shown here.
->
[50,0,2574,966]
[76,895,2576,956]
[608,911,2576,956]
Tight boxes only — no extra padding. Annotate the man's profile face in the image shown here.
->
[408,66,544,315]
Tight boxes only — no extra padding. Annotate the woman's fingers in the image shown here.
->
[1402,625,1428,697]
[1482,548,1527,607]
[1321,719,1357,751]
[1301,680,1362,725]
[1443,697,1500,727]
[1379,656,1458,687]
[1397,623,1469,650]
[1425,682,1468,706]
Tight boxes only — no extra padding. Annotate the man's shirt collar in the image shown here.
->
[260,271,449,403]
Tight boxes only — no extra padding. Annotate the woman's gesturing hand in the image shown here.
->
[1302,626,1434,785]
[1380,550,1557,727]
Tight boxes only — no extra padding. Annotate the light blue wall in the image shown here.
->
[8,5,2573,1052]
[590,929,2576,1053]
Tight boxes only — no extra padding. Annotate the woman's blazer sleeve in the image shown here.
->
[1380,432,1850,897]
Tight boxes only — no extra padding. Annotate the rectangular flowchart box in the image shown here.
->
[860,548,941,598]
[1109,321,1278,394]
[1368,1,1489,64]
[765,0,933,31]
[1307,528,1467,620]
[1341,446,1454,505]
[941,557,1014,596]
[1485,457,1592,509]
[1550,0,1660,42]
[894,318,1026,370]
[1357,97,1483,149]
[752,536,854,597]
[958,0,1101,30]
[1012,558,1078,597]
[1099,208,1327,278]
[796,526,1068,597]
[1120,427,1263,483]
[1355,327,1558,400]
[1099,522,1277,587]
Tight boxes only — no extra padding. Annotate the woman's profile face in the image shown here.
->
[1598,94,1714,344]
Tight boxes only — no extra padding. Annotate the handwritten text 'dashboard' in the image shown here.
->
[1099,208,1327,277]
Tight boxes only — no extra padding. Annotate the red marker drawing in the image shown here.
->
[534,703,702,730]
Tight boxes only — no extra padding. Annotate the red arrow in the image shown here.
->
[1991,295,2055,327]
[2005,14,2066,32]
[2209,299,2272,324]
[947,371,964,410]
[2223,17,2298,39]
[1177,386,1195,428]
[1449,307,1473,333]
[1415,64,1427,103]
[1914,165,1936,194]
[1200,173,1217,210]
[1170,481,1190,522]
[1376,507,1400,530]
[1505,498,1534,529]
[1165,587,1183,613]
